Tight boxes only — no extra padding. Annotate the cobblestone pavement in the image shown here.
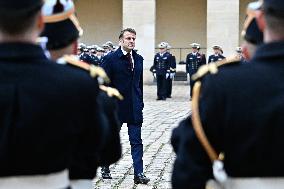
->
[94,82,191,189]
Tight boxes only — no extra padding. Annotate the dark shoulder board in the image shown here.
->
[99,85,123,100]
[192,55,241,81]
[62,55,110,84]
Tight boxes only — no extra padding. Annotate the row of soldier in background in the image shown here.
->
[77,41,117,66]
[149,41,228,100]
[186,43,228,99]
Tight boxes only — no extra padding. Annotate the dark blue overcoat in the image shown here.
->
[102,47,144,124]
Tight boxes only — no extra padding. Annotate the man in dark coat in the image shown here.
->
[171,0,284,188]
[0,0,107,188]
[101,28,150,184]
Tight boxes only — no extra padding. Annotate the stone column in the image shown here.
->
[207,0,239,58]
[123,0,156,83]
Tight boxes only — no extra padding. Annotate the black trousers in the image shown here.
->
[166,77,173,97]
[156,74,167,98]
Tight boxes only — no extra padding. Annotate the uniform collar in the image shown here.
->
[0,42,48,61]
[253,41,284,61]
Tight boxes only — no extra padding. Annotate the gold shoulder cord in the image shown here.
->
[190,57,241,162]
[191,81,220,162]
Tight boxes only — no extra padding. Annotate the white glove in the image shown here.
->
[166,73,170,79]
[170,73,175,79]
[153,73,156,78]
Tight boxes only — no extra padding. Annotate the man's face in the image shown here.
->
[159,48,167,54]
[192,48,198,53]
[213,49,219,54]
[120,31,136,52]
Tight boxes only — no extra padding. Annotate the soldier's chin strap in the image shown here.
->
[191,81,228,183]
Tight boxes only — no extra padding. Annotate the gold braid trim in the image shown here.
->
[63,55,110,83]
[44,7,75,23]
[190,56,241,162]
[99,85,124,100]
[191,81,219,162]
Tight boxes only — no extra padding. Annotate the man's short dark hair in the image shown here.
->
[264,11,284,36]
[0,4,42,35]
[119,28,136,39]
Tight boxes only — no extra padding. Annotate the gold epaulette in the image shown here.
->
[192,55,241,81]
[63,55,110,83]
[216,54,241,67]
[99,85,124,100]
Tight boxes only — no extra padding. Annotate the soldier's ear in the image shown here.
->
[242,43,251,61]
[36,13,45,34]
[255,10,265,32]
[72,41,78,55]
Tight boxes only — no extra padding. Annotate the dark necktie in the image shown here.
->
[126,52,134,71]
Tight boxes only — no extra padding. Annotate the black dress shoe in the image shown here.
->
[161,97,166,100]
[101,166,112,179]
[134,173,150,184]
[156,97,162,100]
[167,95,172,98]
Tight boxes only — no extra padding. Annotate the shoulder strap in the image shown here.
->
[62,55,110,84]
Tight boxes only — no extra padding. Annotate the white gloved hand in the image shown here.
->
[170,73,175,79]
[166,73,170,79]
[153,73,156,78]
[187,73,190,79]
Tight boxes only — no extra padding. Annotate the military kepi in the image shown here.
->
[41,0,83,50]
[244,18,263,45]
[0,0,43,10]
[263,0,284,17]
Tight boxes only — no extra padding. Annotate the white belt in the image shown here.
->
[207,178,284,189]
[70,179,93,189]
[0,169,70,189]
[224,178,284,189]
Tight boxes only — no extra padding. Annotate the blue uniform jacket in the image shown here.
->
[208,54,225,63]
[152,52,171,75]
[102,47,144,124]
[186,52,205,74]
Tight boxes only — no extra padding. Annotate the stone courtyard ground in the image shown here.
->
[94,82,191,189]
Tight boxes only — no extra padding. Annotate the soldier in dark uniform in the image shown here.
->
[171,0,284,188]
[0,0,108,188]
[151,42,171,100]
[40,1,122,188]
[92,47,104,66]
[166,44,176,98]
[208,45,226,63]
[186,43,206,99]
[77,43,85,56]
[197,45,207,65]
